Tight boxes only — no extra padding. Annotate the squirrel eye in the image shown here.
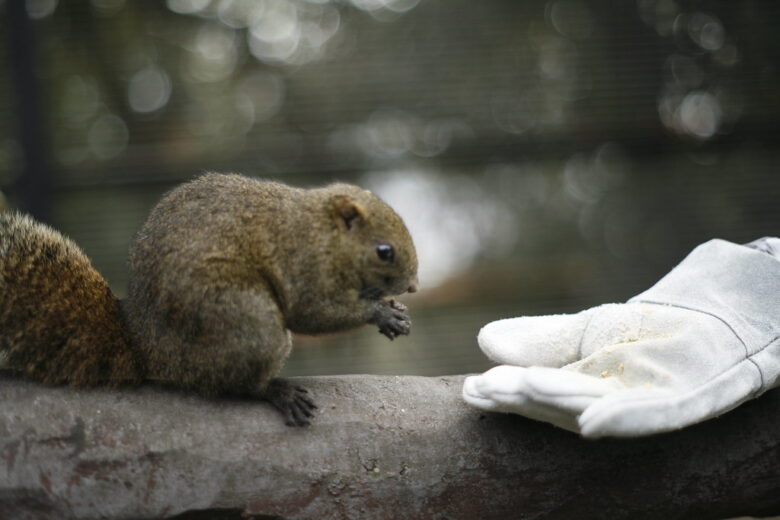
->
[376,244,394,262]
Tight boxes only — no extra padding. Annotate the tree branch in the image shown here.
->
[0,374,778,519]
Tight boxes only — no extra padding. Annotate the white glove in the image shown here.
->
[463,238,780,438]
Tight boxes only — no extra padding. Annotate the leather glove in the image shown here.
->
[462,238,780,437]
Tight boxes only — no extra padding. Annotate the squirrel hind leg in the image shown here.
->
[257,378,318,427]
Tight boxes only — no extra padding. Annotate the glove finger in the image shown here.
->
[463,370,581,433]
[526,366,622,396]
[519,366,623,414]
[463,366,622,428]
[477,308,599,367]
[463,365,620,413]
[462,366,532,405]
[577,388,678,438]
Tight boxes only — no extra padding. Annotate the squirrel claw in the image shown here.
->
[374,301,412,340]
[388,299,408,313]
[262,378,317,427]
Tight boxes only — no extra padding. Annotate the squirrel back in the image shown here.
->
[0,213,142,387]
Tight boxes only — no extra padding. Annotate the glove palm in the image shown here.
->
[463,239,780,437]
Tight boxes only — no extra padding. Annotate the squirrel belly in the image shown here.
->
[0,173,418,426]
[0,213,142,387]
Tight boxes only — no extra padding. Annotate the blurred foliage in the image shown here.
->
[1,0,779,375]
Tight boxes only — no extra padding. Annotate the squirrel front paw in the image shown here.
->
[261,378,318,426]
[372,299,412,340]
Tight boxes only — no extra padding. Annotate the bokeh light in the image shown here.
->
[25,0,58,19]
[365,169,516,288]
[3,0,779,377]
[87,114,129,159]
[128,66,172,113]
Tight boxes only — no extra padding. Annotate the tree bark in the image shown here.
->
[0,374,778,520]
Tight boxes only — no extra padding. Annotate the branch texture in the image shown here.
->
[0,374,778,519]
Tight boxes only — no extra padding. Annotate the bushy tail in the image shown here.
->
[0,212,142,387]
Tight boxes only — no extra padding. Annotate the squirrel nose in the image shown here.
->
[407,279,419,293]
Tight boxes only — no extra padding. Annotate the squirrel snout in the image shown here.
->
[407,279,419,293]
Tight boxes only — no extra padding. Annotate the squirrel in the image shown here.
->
[0,173,419,426]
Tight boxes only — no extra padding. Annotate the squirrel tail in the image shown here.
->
[0,212,143,387]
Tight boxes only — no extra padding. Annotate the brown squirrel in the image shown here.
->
[0,173,418,425]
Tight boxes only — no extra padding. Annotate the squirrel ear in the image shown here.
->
[332,196,366,231]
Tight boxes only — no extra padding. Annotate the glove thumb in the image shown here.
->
[478,307,601,368]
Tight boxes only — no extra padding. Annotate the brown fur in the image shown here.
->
[0,213,142,387]
[124,173,418,396]
[0,173,418,408]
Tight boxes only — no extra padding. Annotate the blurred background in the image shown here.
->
[1,0,778,377]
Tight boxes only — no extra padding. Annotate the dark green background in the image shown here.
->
[2,0,778,376]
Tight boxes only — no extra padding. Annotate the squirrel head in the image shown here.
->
[327,185,419,299]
